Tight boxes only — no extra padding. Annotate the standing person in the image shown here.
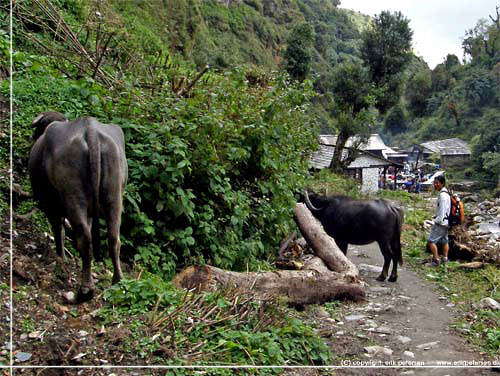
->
[427,175,451,266]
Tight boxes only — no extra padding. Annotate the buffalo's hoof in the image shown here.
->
[112,273,123,285]
[388,276,398,282]
[376,275,386,282]
[76,287,94,303]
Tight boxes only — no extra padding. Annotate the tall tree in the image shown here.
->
[361,10,413,113]
[283,22,314,82]
[462,7,500,68]
[405,69,432,117]
[328,62,376,172]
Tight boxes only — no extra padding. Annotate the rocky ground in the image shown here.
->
[1,188,500,375]
[309,242,499,375]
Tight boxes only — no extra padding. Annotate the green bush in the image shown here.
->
[118,69,318,276]
[7,50,318,278]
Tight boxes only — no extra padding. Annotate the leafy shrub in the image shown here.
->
[7,48,318,277]
[100,274,332,367]
[117,69,318,276]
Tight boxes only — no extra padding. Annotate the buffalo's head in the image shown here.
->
[32,111,67,140]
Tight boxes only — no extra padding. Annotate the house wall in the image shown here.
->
[348,155,392,194]
[361,167,379,194]
[441,154,470,168]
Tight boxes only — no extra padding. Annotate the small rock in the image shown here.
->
[345,314,366,321]
[315,307,330,318]
[400,371,415,375]
[97,325,106,337]
[28,331,43,340]
[62,291,76,304]
[78,330,88,337]
[369,286,391,294]
[335,331,344,336]
[479,297,500,310]
[416,341,439,349]
[359,264,383,273]
[364,346,393,356]
[398,335,411,344]
[403,351,415,358]
[72,353,86,360]
[375,326,392,334]
[15,352,32,362]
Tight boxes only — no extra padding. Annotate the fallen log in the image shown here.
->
[172,203,365,305]
[172,263,365,305]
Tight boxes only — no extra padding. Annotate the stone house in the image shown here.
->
[411,138,471,169]
[309,134,403,194]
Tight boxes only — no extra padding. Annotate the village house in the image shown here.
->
[407,138,471,169]
[309,134,404,194]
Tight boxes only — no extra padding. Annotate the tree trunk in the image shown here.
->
[329,132,348,172]
[172,204,365,305]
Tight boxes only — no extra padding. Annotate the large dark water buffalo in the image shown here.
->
[29,112,128,302]
[303,190,404,282]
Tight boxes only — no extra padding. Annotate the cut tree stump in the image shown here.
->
[172,203,365,305]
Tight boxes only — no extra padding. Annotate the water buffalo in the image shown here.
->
[303,190,404,282]
[29,112,128,302]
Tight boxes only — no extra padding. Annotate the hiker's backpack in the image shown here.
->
[444,191,465,227]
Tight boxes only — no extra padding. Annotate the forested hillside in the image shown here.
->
[1,0,500,369]
[2,0,499,275]
[389,8,500,189]
[0,0,374,274]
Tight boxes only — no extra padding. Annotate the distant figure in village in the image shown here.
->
[427,175,451,266]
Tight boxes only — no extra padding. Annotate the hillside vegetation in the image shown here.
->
[389,9,500,189]
[1,0,375,274]
[1,0,500,368]
[2,0,499,278]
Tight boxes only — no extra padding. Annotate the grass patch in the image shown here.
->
[308,169,362,198]
[401,192,500,356]
[97,273,333,367]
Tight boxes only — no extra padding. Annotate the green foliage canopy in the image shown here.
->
[328,62,376,171]
[284,22,314,81]
[361,10,413,113]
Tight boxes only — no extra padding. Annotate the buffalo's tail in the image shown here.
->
[87,123,102,261]
[389,204,404,266]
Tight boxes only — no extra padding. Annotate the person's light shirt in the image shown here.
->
[434,187,451,226]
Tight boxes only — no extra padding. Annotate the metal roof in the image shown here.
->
[420,138,471,155]
[319,133,389,151]
[309,144,403,170]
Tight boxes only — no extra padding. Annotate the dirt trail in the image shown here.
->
[319,242,497,375]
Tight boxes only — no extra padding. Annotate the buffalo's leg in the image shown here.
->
[48,215,65,258]
[106,206,123,285]
[376,243,391,281]
[48,214,71,284]
[388,265,398,282]
[389,238,401,282]
[68,216,94,302]
[335,240,348,255]
[388,243,399,282]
